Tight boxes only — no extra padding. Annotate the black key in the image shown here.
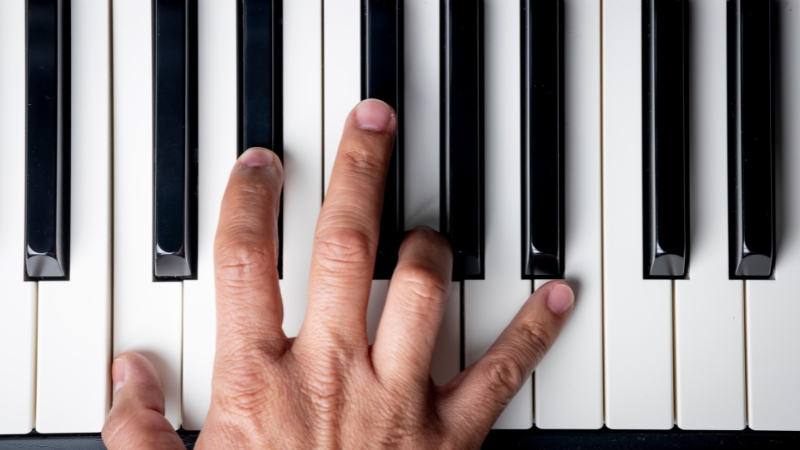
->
[441,0,483,280]
[642,0,689,279]
[521,0,563,279]
[26,0,70,280]
[238,0,283,277]
[153,0,198,279]
[727,0,774,279]
[362,0,403,279]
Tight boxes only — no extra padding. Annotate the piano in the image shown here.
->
[3,0,800,448]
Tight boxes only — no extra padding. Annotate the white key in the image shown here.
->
[323,0,388,342]
[113,0,183,428]
[366,282,389,344]
[602,0,673,429]
[533,0,603,430]
[182,0,237,430]
[279,0,323,338]
[431,284,460,386]
[35,0,112,433]
[403,0,460,385]
[747,0,800,431]
[673,0,745,431]
[323,0,360,196]
[464,0,532,430]
[0,0,36,435]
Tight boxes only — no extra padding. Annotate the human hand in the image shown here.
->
[101,99,575,449]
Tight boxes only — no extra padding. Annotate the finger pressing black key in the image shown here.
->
[238,0,283,277]
[26,0,70,280]
[642,0,689,279]
[153,0,198,279]
[727,0,774,279]
[521,0,564,280]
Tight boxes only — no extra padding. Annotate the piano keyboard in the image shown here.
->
[2,0,800,441]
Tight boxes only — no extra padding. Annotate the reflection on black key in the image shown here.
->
[642,0,688,279]
[521,0,563,280]
[153,0,198,279]
[441,0,483,280]
[362,0,403,279]
[239,0,283,277]
[727,0,774,279]
[26,0,70,280]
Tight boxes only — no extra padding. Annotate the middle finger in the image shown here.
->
[295,99,397,351]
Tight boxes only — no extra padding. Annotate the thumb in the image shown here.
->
[102,353,185,450]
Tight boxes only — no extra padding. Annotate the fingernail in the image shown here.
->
[112,358,126,396]
[239,147,275,167]
[355,99,394,132]
[547,284,574,315]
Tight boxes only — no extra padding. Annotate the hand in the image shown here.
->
[101,99,575,449]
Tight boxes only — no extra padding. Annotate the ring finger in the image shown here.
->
[371,227,453,387]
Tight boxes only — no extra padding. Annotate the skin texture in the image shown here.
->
[101,99,575,450]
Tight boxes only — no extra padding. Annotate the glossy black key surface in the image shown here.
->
[26,0,70,279]
[441,0,483,280]
[642,0,689,279]
[362,0,403,279]
[521,0,563,279]
[727,0,774,279]
[153,0,198,279]
[238,0,283,277]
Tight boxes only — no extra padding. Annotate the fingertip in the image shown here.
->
[239,147,276,167]
[103,353,183,450]
[101,352,185,450]
[112,357,126,396]
[109,353,165,410]
[545,282,574,315]
[399,226,453,274]
[403,226,450,251]
[354,98,395,132]
[230,147,283,205]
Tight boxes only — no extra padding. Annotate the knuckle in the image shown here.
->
[314,227,374,272]
[516,317,554,360]
[237,180,276,200]
[223,182,280,219]
[340,144,386,178]
[303,368,346,420]
[482,355,525,404]
[393,264,449,313]
[215,240,274,285]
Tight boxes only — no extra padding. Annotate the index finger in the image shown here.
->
[214,148,286,360]
[294,99,397,352]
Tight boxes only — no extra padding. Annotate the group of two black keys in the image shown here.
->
[24,0,772,284]
[645,0,775,280]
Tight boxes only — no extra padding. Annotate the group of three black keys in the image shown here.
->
[24,0,773,284]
